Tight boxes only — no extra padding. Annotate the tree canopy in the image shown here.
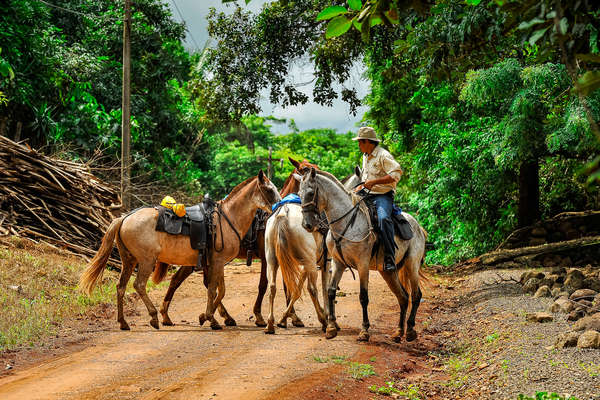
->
[0,0,598,266]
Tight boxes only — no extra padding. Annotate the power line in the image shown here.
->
[35,0,96,18]
[170,0,201,50]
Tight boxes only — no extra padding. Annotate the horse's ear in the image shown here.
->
[289,157,301,169]
[292,173,302,181]
[354,166,361,177]
[310,167,316,178]
[258,169,265,182]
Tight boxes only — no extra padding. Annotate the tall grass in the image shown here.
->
[0,237,122,350]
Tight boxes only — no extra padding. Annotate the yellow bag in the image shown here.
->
[160,195,176,210]
[172,203,186,217]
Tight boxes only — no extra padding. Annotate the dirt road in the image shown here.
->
[0,263,433,400]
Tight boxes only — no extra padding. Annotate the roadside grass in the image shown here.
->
[310,354,376,380]
[577,361,600,378]
[368,382,422,399]
[517,392,579,400]
[0,237,165,351]
[347,361,376,380]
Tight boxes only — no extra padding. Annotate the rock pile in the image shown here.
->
[520,266,600,349]
[501,211,600,249]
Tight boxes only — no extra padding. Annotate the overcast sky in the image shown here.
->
[165,0,369,134]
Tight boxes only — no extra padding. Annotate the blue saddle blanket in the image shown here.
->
[272,193,301,212]
[271,193,401,215]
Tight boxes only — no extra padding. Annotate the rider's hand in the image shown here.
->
[363,180,374,190]
[353,184,364,192]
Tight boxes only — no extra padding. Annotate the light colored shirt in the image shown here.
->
[361,145,402,194]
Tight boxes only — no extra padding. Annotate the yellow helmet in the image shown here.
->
[173,203,186,217]
[160,195,176,209]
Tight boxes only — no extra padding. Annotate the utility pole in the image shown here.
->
[121,0,131,210]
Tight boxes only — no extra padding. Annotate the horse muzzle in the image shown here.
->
[302,220,316,232]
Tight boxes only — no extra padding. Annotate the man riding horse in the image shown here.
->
[352,126,403,272]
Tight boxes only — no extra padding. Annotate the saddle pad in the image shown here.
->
[393,213,413,240]
[272,193,301,212]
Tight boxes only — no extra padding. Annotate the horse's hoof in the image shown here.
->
[291,319,305,328]
[391,330,403,343]
[120,323,130,331]
[277,320,287,329]
[357,331,370,342]
[406,329,418,342]
[321,324,327,333]
[224,318,237,327]
[161,316,174,326]
[211,323,223,330]
[254,315,267,327]
[150,319,160,330]
[199,313,207,326]
[335,321,341,331]
[264,326,275,334]
[325,326,338,339]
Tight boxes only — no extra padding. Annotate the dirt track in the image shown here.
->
[0,263,436,400]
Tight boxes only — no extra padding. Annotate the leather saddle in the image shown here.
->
[155,197,216,271]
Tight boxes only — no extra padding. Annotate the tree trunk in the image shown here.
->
[518,159,540,228]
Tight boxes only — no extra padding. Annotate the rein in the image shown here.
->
[213,203,242,253]
[302,179,373,277]
[214,177,272,253]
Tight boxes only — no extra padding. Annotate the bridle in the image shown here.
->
[215,177,275,252]
[300,174,373,273]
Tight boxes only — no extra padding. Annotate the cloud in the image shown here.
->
[167,0,369,133]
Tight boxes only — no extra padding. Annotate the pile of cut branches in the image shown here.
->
[0,135,121,262]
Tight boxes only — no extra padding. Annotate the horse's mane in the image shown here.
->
[223,175,256,202]
[314,170,348,193]
[340,172,354,185]
[280,173,295,195]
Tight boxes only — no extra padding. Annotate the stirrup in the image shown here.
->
[384,256,396,272]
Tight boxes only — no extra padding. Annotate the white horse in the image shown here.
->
[264,162,361,334]
[295,167,427,343]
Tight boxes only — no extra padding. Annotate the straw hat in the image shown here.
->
[352,126,380,143]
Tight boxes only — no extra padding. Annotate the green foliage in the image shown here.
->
[347,362,376,380]
[517,393,579,400]
[377,59,599,264]
[317,6,348,21]
[0,0,200,187]
[198,126,360,199]
[368,381,401,395]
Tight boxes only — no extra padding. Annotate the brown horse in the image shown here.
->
[79,170,280,330]
[155,163,315,328]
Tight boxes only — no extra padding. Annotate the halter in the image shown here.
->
[300,184,319,214]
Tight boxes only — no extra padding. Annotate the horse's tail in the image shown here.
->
[79,216,124,295]
[152,262,169,284]
[398,226,430,295]
[274,213,303,299]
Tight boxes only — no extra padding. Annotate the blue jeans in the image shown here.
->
[371,192,396,259]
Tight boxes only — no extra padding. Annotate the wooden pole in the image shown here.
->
[14,121,22,142]
[121,0,131,210]
[267,146,273,180]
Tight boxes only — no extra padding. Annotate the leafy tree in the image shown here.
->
[460,59,598,226]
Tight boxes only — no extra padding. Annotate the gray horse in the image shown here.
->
[294,166,427,343]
